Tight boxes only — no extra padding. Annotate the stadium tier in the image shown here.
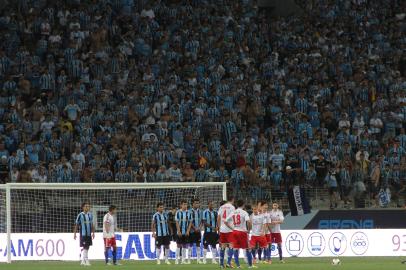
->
[0,0,406,267]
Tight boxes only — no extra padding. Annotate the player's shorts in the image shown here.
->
[271,233,282,244]
[250,235,268,248]
[80,236,93,248]
[231,230,249,249]
[156,236,171,247]
[265,233,272,244]
[219,232,233,244]
[104,237,116,248]
[203,232,219,248]
[176,235,189,245]
[189,232,202,244]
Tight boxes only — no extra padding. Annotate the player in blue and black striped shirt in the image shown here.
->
[188,198,203,264]
[73,202,95,266]
[152,203,171,265]
[175,200,191,264]
[202,201,219,264]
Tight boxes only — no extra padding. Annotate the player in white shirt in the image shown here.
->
[226,199,255,269]
[270,202,285,263]
[250,201,268,264]
[217,196,235,268]
[259,201,273,263]
[103,205,119,265]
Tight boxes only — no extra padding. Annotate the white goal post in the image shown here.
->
[0,182,227,263]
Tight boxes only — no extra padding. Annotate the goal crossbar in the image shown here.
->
[0,182,227,263]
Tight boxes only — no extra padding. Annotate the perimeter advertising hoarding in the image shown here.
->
[0,229,405,261]
[304,210,406,229]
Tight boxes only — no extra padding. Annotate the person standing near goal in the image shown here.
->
[202,200,218,264]
[270,202,285,263]
[175,200,191,264]
[218,196,235,268]
[188,198,203,264]
[73,202,95,266]
[152,202,171,265]
[103,205,120,265]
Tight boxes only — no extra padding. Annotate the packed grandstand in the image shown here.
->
[0,0,405,210]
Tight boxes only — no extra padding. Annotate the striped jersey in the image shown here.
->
[189,208,202,232]
[152,212,170,237]
[75,211,93,237]
[175,210,191,235]
[202,209,217,233]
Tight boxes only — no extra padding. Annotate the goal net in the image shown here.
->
[0,182,226,263]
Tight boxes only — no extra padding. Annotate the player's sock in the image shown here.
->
[212,247,218,260]
[188,246,193,260]
[197,246,201,260]
[181,246,186,262]
[220,248,225,266]
[83,249,88,262]
[112,249,117,264]
[203,248,208,259]
[263,247,268,260]
[80,248,85,264]
[227,248,233,266]
[104,249,109,264]
[278,244,283,261]
[156,247,161,261]
[251,249,257,260]
[258,248,262,261]
[164,248,169,260]
[233,249,240,267]
[246,249,253,267]
[176,247,181,261]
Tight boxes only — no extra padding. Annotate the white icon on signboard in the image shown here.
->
[350,232,369,255]
[307,232,325,256]
[285,232,304,256]
[328,232,347,255]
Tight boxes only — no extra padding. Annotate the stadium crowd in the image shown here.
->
[0,0,405,208]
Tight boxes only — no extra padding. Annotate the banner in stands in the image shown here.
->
[1,229,406,261]
[288,185,311,216]
[304,210,406,229]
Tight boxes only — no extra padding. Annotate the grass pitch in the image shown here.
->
[1,257,406,270]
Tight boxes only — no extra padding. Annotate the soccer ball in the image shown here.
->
[331,258,341,265]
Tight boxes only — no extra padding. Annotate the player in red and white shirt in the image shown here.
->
[226,199,256,269]
[270,202,285,263]
[250,201,268,264]
[217,196,235,268]
[103,205,120,265]
[259,201,273,263]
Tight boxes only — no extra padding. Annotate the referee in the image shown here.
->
[152,203,171,265]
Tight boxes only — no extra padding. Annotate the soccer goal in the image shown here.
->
[0,182,226,263]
